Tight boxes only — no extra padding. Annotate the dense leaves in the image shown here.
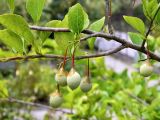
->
[0,1,160,120]
[0,14,34,44]
[0,29,24,53]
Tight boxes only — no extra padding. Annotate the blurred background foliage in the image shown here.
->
[0,0,160,120]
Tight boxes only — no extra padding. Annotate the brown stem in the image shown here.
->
[105,0,113,34]
[72,51,75,68]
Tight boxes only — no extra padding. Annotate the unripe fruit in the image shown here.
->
[140,61,153,77]
[67,68,81,90]
[49,91,63,108]
[55,68,67,86]
[80,76,92,93]
[81,96,89,104]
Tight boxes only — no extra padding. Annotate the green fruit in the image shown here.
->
[140,61,153,77]
[80,76,92,93]
[55,68,67,86]
[81,96,89,104]
[67,68,81,90]
[49,91,63,108]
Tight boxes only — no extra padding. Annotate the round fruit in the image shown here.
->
[67,68,81,90]
[140,61,153,77]
[81,96,89,104]
[49,91,63,108]
[55,67,67,86]
[80,76,92,93]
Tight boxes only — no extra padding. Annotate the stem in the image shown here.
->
[141,5,160,48]
[72,48,75,68]
[62,47,68,68]
[56,84,60,93]
[71,42,79,68]
[87,58,90,77]
[105,0,113,34]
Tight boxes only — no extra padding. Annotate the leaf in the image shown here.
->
[0,14,34,44]
[6,0,15,13]
[40,20,61,43]
[0,29,25,53]
[133,85,142,96]
[142,0,158,20]
[123,16,146,35]
[26,0,45,22]
[40,18,74,52]
[88,17,105,49]
[55,32,74,51]
[83,10,89,29]
[68,3,85,34]
[0,80,8,98]
[128,32,144,45]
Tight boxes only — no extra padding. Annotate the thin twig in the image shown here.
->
[125,92,148,106]
[104,0,113,34]
[0,45,125,62]
[0,97,73,114]
[29,25,94,34]
[141,5,160,48]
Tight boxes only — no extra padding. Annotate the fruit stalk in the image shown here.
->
[62,47,68,68]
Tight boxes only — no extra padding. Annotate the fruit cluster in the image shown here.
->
[49,66,92,108]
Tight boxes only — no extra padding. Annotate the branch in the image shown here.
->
[0,45,125,62]
[29,25,94,34]
[0,26,160,62]
[0,97,73,114]
[80,33,160,61]
[125,91,148,106]
[141,4,160,48]
[104,0,113,34]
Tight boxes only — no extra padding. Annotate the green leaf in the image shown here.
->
[83,10,89,29]
[88,17,105,49]
[55,32,74,51]
[128,32,144,45]
[123,16,146,35]
[26,0,45,23]
[40,20,61,43]
[133,85,142,96]
[68,3,85,34]
[0,29,25,53]
[6,0,15,13]
[142,0,159,20]
[0,14,34,45]
[0,80,8,98]
[41,18,74,52]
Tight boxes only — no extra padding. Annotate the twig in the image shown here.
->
[29,25,94,34]
[0,31,160,62]
[0,45,125,62]
[141,5,160,48]
[125,92,148,106]
[0,97,73,114]
[104,0,113,34]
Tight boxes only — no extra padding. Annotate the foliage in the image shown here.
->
[0,0,160,120]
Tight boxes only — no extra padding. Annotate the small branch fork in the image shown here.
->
[0,27,160,62]
[141,5,160,49]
